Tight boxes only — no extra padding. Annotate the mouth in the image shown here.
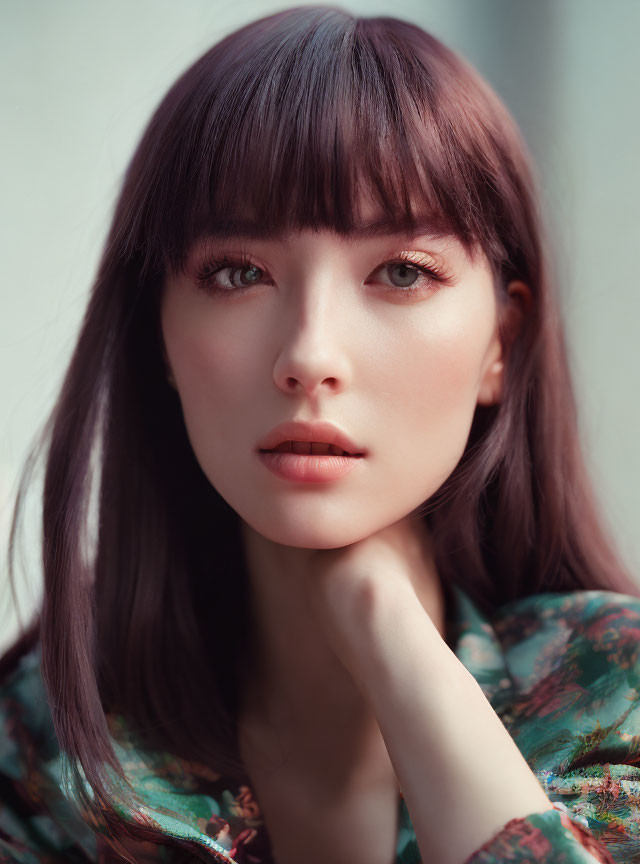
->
[259,441,365,457]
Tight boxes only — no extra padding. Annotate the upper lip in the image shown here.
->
[257,420,367,455]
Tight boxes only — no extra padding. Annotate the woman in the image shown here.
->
[2,5,639,863]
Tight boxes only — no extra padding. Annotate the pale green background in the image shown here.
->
[1,0,639,653]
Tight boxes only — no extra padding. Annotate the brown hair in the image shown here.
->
[5,4,638,856]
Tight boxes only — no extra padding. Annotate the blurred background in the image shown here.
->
[1,0,639,653]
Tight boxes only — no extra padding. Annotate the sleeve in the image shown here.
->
[463,763,640,864]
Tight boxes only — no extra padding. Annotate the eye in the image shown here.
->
[369,251,455,297]
[194,254,271,295]
[193,250,454,298]
[385,261,422,288]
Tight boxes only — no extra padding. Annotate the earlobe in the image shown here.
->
[477,357,505,406]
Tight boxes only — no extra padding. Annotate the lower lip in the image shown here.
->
[257,450,365,483]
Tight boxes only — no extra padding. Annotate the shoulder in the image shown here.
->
[492,588,640,684]
[494,586,640,629]
[488,588,640,773]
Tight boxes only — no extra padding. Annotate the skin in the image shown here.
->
[160,203,548,863]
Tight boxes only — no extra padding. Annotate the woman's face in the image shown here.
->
[160,217,506,549]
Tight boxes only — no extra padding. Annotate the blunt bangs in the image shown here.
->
[132,7,508,281]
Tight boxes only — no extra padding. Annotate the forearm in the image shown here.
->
[350,579,554,864]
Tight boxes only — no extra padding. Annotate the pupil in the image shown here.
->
[239,265,261,285]
[390,263,418,288]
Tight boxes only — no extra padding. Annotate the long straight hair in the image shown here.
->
[5,4,639,855]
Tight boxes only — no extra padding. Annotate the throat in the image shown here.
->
[238,683,392,780]
[238,708,402,864]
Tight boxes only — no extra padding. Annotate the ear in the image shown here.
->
[477,280,530,406]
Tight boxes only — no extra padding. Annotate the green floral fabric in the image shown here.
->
[2,583,640,862]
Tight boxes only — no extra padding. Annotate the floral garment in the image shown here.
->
[2,583,640,863]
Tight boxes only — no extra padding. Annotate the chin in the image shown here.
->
[241,514,370,551]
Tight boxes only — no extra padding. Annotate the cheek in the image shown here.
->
[164,292,262,399]
[419,325,481,411]
[369,303,493,490]
[381,309,487,413]
[161,296,262,463]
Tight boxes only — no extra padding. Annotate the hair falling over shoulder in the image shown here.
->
[4,4,639,853]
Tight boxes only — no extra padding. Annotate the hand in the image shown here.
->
[303,517,440,687]
[305,519,558,864]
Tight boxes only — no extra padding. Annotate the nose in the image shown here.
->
[272,289,353,401]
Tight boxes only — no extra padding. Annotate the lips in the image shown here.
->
[266,441,359,456]
[257,420,366,457]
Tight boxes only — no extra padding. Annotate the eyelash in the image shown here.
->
[193,251,453,298]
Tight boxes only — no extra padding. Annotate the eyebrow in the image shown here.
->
[197,217,456,243]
